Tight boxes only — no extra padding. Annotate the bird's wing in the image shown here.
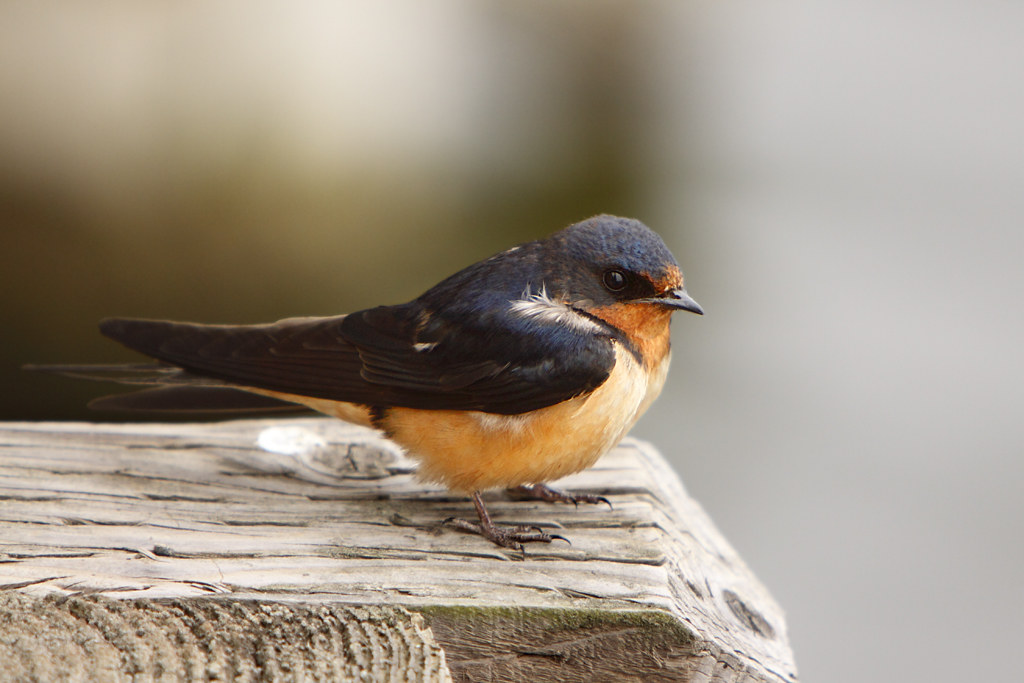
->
[337,302,616,413]
[97,305,615,415]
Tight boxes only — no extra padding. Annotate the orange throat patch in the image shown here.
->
[588,302,673,369]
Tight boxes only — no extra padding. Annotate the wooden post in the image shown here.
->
[0,419,797,682]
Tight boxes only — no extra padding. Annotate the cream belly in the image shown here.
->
[382,343,670,492]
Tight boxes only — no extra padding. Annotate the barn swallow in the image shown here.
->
[37,215,702,550]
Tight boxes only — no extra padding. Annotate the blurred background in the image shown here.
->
[2,2,1021,680]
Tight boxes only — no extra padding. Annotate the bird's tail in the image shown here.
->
[24,363,307,414]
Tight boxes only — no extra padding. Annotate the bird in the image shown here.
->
[36,215,703,550]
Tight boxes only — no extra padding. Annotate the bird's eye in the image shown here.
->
[602,269,628,292]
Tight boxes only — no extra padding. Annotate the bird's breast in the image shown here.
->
[379,342,665,492]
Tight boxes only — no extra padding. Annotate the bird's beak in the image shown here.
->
[642,287,704,315]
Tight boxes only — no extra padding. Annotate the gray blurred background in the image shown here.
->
[2,2,1021,681]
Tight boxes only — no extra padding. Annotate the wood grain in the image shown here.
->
[0,419,797,682]
[0,593,450,682]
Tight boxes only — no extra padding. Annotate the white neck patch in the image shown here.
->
[508,284,602,334]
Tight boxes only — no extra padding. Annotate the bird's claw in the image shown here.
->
[507,483,613,510]
[443,518,569,551]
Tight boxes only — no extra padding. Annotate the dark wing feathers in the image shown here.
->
[337,305,511,393]
[336,302,615,412]
[96,301,615,415]
[99,316,367,399]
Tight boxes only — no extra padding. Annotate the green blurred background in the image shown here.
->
[2,3,1022,682]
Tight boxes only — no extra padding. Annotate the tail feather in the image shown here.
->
[87,385,309,414]
[24,362,214,386]
[24,363,305,414]
[30,314,363,414]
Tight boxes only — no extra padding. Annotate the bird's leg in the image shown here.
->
[444,491,567,551]
[507,483,612,509]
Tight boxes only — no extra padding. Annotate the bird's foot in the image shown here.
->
[443,517,567,551]
[444,490,570,551]
[507,483,612,509]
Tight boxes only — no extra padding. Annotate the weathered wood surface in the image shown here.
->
[0,594,450,682]
[0,419,797,682]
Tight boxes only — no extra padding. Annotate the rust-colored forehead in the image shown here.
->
[643,264,684,292]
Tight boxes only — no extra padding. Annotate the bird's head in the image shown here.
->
[540,214,703,318]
